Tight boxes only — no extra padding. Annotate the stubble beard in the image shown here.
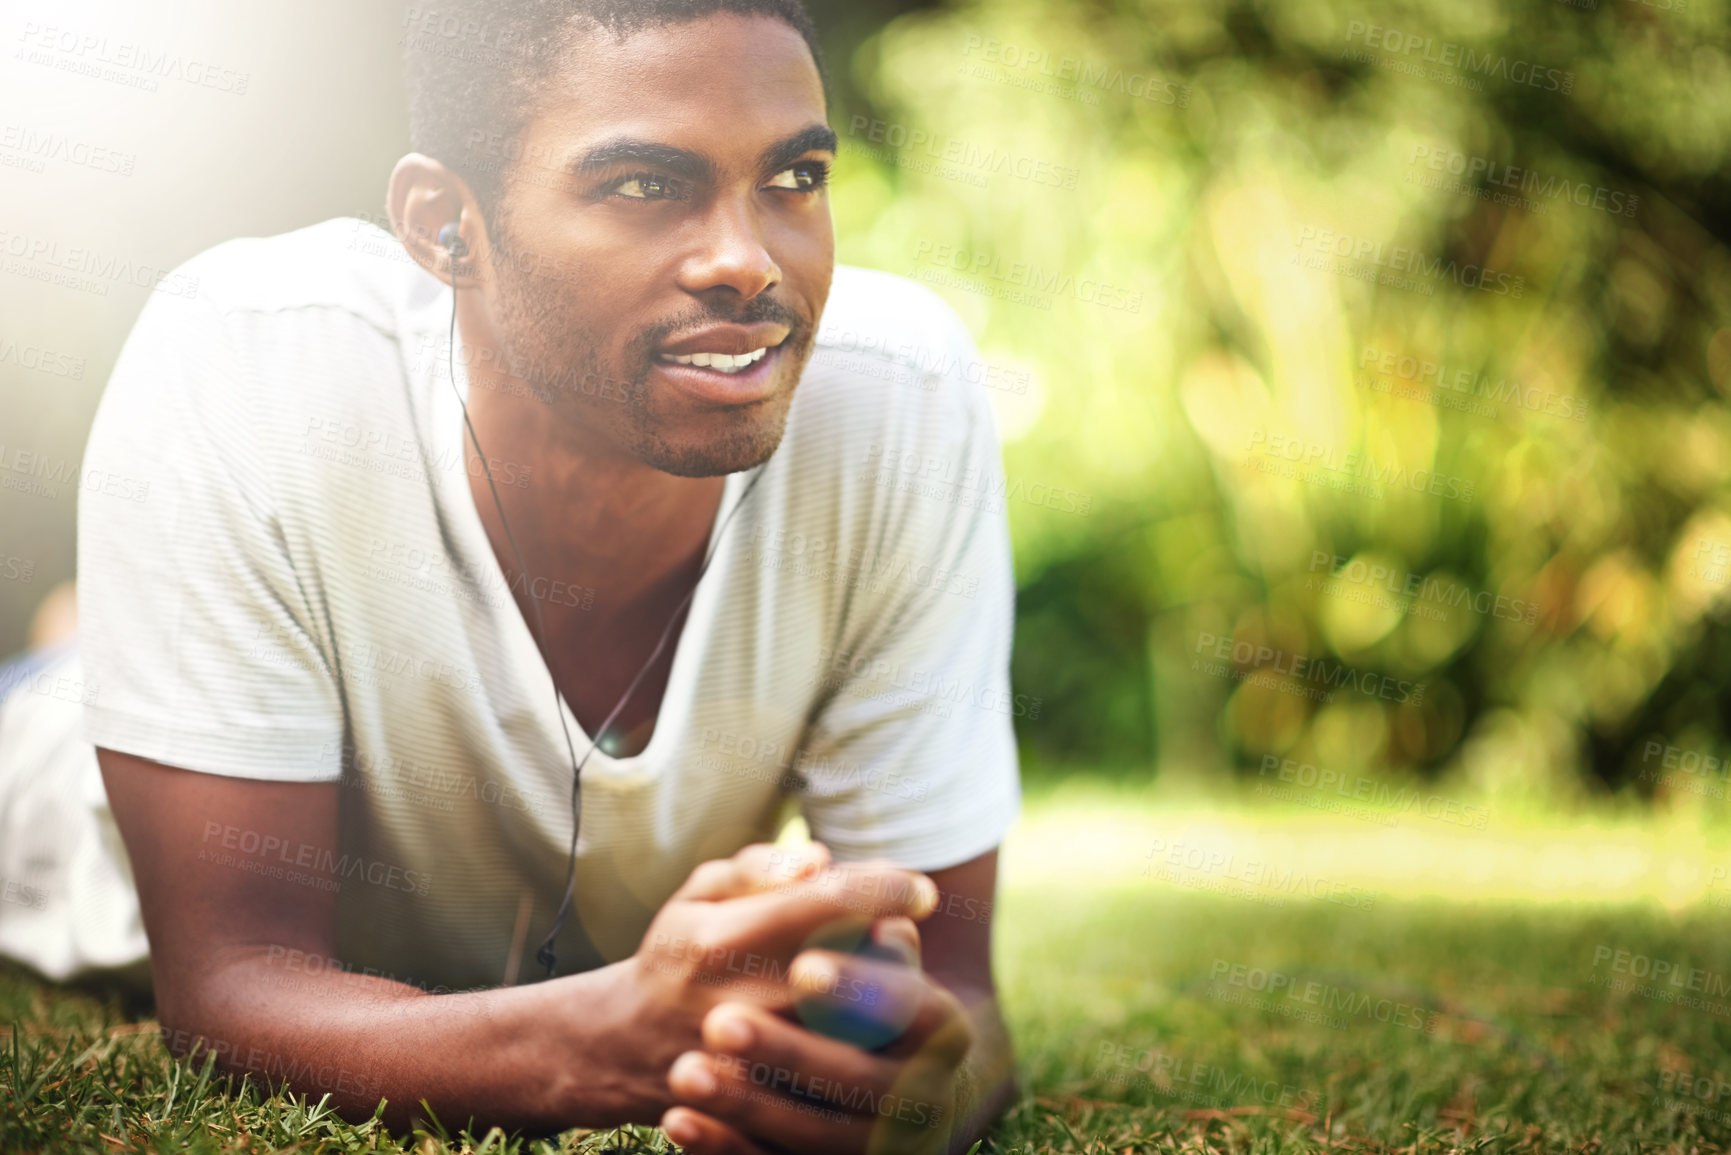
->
[488,233,808,479]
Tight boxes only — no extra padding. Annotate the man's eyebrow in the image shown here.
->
[568,138,715,181]
[760,124,839,175]
[566,125,837,182]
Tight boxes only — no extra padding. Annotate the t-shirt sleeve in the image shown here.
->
[792,300,1024,872]
[77,286,344,781]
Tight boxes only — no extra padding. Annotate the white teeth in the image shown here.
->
[659,347,770,374]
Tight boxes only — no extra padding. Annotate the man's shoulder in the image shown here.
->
[773,267,1006,533]
[800,265,997,440]
[170,216,440,337]
[95,220,439,476]
[818,265,977,373]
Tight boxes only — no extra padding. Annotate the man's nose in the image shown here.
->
[679,198,781,299]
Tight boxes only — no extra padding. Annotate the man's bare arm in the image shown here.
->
[917,849,1018,1153]
[100,749,938,1136]
[100,748,642,1133]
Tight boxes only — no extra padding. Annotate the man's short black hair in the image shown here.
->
[404,0,826,216]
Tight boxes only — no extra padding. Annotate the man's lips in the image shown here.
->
[651,341,786,404]
[656,322,792,376]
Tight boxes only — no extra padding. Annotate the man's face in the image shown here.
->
[478,12,836,478]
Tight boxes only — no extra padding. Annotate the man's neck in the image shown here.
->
[459,365,723,607]
[455,337,727,746]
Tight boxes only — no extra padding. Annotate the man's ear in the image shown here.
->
[386,153,485,288]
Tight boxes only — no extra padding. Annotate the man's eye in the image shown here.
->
[765,161,830,193]
[613,173,680,200]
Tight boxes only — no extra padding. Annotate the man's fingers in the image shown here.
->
[716,864,940,962]
[670,1049,873,1155]
[791,948,975,1066]
[702,1001,898,1103]
[660,1106,777,1155]
[876,980,976,1066]
[871,917,921,968]
[675,842,833,901]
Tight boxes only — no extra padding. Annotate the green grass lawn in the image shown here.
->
[6,774,1731,1153]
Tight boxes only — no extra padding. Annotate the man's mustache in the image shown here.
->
[633,295,809,360]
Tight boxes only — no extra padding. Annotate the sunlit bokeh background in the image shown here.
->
[821,0,1731,817]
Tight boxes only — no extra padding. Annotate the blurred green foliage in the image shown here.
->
[823,0,1731,800]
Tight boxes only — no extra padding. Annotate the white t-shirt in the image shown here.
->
[75,217,1021,990]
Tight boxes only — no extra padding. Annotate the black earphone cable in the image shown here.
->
[533,464,766,975]
[441,247,766,977]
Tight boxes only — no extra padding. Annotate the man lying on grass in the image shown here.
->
[47,0,1022,1150]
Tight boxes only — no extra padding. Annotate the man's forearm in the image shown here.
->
[166,950,656,1135]
[943,993,1018,1155]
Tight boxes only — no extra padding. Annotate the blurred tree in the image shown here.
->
[825,0,1731,797]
